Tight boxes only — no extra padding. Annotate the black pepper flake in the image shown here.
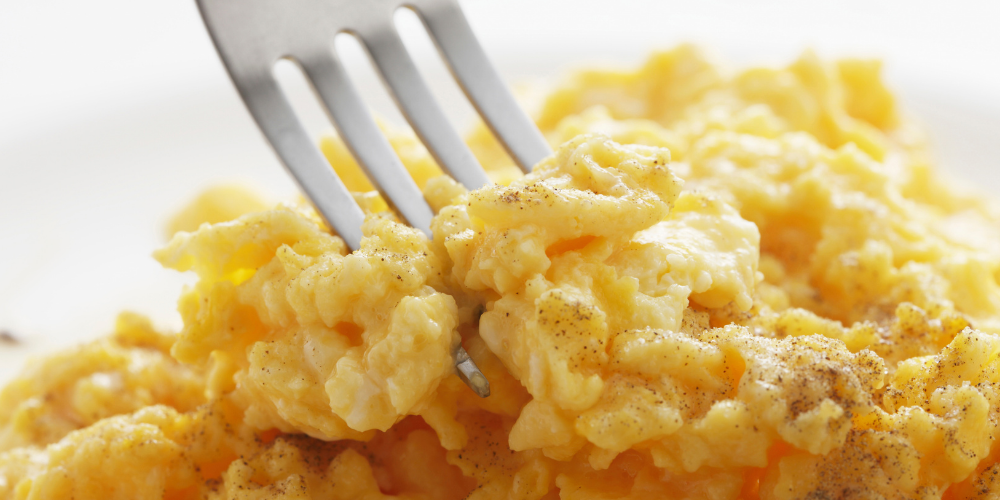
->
[0,330,18,345]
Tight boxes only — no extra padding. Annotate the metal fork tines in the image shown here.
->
[196,0,552,398]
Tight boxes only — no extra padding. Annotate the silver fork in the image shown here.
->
[195,0,552,398]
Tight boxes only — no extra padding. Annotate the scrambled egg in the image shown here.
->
[3,45,1000,500]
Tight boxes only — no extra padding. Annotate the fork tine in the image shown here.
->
[411,1,552,173]
[245,53,491,398]
[197,0,492,397]
[358,29,492,191]
[238,73,368,249]
[297,50,435,238]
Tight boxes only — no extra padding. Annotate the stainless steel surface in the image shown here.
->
[415,3,551,173]
[196,0,553,397]
[454,344,490,398]
[362,27,491,189]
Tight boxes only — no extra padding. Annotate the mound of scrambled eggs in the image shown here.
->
[3,45,1000,500]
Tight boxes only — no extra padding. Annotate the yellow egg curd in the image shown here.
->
[4,45,1000,500]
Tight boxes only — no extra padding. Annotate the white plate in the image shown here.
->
[1,0,999,383]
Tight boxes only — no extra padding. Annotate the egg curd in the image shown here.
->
[4,45,1000,500]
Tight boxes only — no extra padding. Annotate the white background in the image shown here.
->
[1,0,999,381]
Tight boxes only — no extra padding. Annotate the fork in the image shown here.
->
[195,0,552,398]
